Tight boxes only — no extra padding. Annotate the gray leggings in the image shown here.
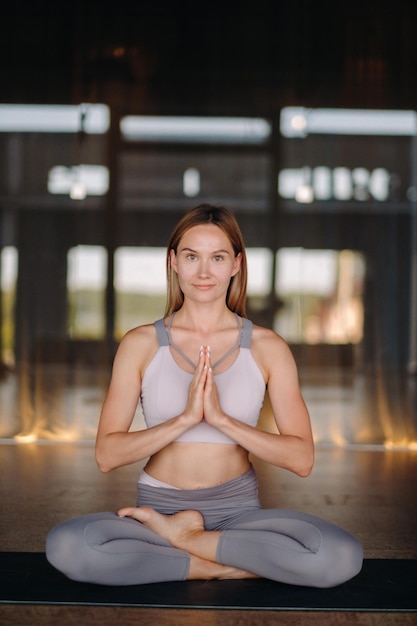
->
[46,469,363,588]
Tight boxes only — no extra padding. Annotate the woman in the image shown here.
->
[46,204,363,587]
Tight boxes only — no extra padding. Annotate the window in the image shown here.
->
[119,151,271,211]
[114,246,275,338]
[1,246,18,365]
[120,116,271,144]
[275,248,365,344]
[114,247,166,338]
[279,107,417,211]
[48,165,109,199]
[67,246,107,339]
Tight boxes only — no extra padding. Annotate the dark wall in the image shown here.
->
[2,0,417,372]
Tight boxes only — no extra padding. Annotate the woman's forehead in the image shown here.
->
[178,224,232,249]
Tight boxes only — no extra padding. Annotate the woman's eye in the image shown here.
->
[186,254,197,261]
[214,255,224,262]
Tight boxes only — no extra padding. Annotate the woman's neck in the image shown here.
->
[172,304,236,333]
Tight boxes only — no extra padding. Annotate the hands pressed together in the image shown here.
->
[184,346,225,430]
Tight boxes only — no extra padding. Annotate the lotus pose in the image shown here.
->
[46,204,363,587]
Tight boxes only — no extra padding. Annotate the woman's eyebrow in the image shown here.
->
[179,247,231,254]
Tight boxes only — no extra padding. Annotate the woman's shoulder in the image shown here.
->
[115,321,160,366]
[123,321,157,342]
[250,322,295,366]
[251,322,287,347]
[249,322,303,391]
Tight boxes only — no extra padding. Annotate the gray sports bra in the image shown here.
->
[165,312,244,371]
[140,315,266,444]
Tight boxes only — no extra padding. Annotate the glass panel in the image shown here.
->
[114,247,167,339]
[114,246,274,339]
[67,246,107,339]
[279,165,394,205]
[119,151,271,211]
[1,246,18,366]
[247,248,273,296]
[120,115,271,144]
[47,165,109,199]
[280,107,417,138]
[0,104,110,134]
[279,107,415,211]
[275,248,365,344]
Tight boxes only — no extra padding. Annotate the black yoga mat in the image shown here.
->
[0,553,416,612]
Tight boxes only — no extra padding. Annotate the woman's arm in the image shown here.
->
[95,326,207,472]
[203,327,314,477]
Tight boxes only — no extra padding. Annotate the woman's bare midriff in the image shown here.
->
[144,442,251,490]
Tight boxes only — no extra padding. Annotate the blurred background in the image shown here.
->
[0,0,416,447]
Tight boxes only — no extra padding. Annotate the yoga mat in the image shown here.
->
[0,553,416,612]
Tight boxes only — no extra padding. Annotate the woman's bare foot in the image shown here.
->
[118,506,212,553]
[118,506,259,580]
[188,555,259,580]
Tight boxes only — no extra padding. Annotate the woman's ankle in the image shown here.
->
[187,555,258,580]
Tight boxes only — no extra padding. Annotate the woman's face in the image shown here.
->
[170,224,241,305]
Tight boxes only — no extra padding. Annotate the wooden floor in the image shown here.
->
[1,443,417,625]
[1,365,417,624]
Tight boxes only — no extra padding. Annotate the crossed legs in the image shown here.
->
[117,504,363,588]
[117,505,258,580]
[46,469,363,587]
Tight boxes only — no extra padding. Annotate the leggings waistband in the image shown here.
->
[136,467,260,516]
[138,470,181,490]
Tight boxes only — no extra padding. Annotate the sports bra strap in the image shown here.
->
[154,318,169,346]
[240,318,253,349]
[154,315,253,369]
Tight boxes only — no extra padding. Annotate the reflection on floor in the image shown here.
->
[299,368,417,448]
[1,365,416,447]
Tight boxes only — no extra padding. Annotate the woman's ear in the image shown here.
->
[231,252,242,277]
[169,249,178,273]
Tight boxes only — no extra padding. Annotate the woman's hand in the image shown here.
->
[182,345,226,431]
[201,348,226,428]
[181,346,209,428]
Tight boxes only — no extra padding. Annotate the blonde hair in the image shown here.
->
[165,204,247,317]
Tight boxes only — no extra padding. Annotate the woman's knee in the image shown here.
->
[46,518,87,580]
[317,531,363,588]
[45,513,114,581]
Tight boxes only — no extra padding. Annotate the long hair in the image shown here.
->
[165,204,247,317]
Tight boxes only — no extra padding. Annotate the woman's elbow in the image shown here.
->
[96,457,112,473]
[95,443,114,473]
[297,463,313,478]
[96,460,112,473]
[295,447,315,477]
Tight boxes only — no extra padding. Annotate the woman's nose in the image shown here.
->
[198,259,210,276]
